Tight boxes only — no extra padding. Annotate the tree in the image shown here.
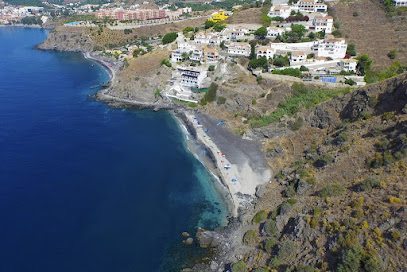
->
[249,40,257,60]
[183,26,194,33]
[357,54,373,75]
[249,57,268,70]
[204,20,215,29]
[255,26,268,39]
[332,30,342,37]
[273,55,289,67]
[346,43,356,56]
[308,32,316,40]
[213,23,226,32]
[220,41,226,50]
[162,32,178,44]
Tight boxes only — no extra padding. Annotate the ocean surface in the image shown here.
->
[0,27,228,272]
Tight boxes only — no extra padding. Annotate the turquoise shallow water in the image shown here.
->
[0,27,228,272]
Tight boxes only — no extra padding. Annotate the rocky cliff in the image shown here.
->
[37,26,94,52]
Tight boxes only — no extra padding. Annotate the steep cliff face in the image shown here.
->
[37,26,94,52]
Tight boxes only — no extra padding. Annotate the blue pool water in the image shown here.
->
[0,27,228,272]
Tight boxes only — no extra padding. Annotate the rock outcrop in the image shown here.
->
[37,26,94,52]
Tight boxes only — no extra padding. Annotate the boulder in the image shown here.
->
[296,180,311,195]
[183,238,194,245]
[196,227,226,248]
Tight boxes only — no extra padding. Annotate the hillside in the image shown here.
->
[329,0,407,68]
[192,72,407,272]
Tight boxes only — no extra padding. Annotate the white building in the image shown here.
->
[190,47,204,62]
[256,46,275,59]
[230,26,249,41]
[266,26,285,38]
[339,59,358,72]
[194,32,221,45]
[290,51,307,65]
[227,42,251,57]
[297,0,317,13]
[316,38,347,59]
[312,15,333,34]
[314,3,328,12]
[176,66,208,88]
[268,4,292,19]
[270,41,316,55]
[393,0,407,7]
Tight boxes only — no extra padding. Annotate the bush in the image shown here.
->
[200,83,218,105]
[264,237,278,253]
[231,260,247,272]
[347,43,357,56]
[345,78,356,86]
[333,131,349,146]
[214,94,225,104]
[387,49,397,59]
[332,30,342,37]
[338,245,363,272]
[391,229,401,241]
[123,28,132,34]
[264,218,277,236]
[300,65,309,71]
[314,153,334,168]
[273,56,290,67]
[252,268,267,272]
[249,57,268,69]
[278,240,296,259]
[295,265,318,272]
[252,210,268,223]
[359,176,380,191]
[162,32,178,44]
[243,230,258,244]
[318,184,345,197]
[257,75,263,84]
[353,11,359,16]
[208,65,215,71]
[204,20,215,29]
[272,68,302,78]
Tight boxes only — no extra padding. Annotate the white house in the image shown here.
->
[393,0,407,6]
[266,26,285,38]
[256,46,275,59]
[268,4,292,19]
[271,41,315,55]
[171,42,198,62]
[297,0,317,13]
[314,3,328,12]
[205,48,220,63]
[190,47,204,62]
[176,66,208,88]
[339,59,358,72]
[312,15,333,34]
[290,51,307,65]
[194,32,221,45]
[316,38,347,59]
[227,42,251,57]
[230,26,249,41]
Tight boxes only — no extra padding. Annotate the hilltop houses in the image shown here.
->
[227,42,251,56]
[194,32,221,45]
[256,46,276,59]
[290,51,307,65]
[266,26,285,38]
[393,0,407,7]
[315,38,347,59]
[175,66,208,88]
[208,10,229,22]
[339,59,358,72]
[312,15,333,34]
[268,5,292,18]
[298,0,327,13]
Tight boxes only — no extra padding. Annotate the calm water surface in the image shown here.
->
[0,27,228,272]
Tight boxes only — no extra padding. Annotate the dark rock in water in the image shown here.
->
[182,232,190,238]
[183,238,194,245]
[196,227,226,248]
[296,180,311,195]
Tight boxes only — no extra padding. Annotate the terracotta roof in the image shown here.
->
[257,46,270,51]
[325,38,343,42]
[292,51,306,56]
[341,59,358,63]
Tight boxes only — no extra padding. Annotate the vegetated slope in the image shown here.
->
[221,73,407,271]
[225,7,263,24]
[88,17,206,48]
[329,0,407,68]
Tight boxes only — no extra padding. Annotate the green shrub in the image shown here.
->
[300,65,309,71]
[278,240,296,259]
[333,131,349,146]
[200,83,218,105]
[295,265,318,272]
[264,218,277,236]
[315,153,334,168]
[257,75,263,84]
[243,230,258,244]
[252,210,268,224]
[283,184,296,197]
[359,176,380,191]
[387,49,397,59]
[285,198,298,205]
[347,43,357,56]
[345,78,355,86]
[217,96,226,105]
[391,229,401,241]
[338,245,363,272]
[363,254,384,272]
[231,260,247,272]
[272,68,303,78]
[368,96,378,108]
[269,256,280,268]
[332,30,342,37]
[318,184,345,197]
[162,32,178,44]
[208,65,215,71]
[249,57,268,69]
[353,11,359,16]
[264,237,278,253]
[252,268,267,272]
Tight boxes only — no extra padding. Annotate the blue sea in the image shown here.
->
[0,27,228,272]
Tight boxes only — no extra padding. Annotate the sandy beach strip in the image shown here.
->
[183,111,271,217]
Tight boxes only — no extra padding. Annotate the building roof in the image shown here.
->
[257,46,272,51]
[324,38,344,42]
[314,15,333,20]
[341,59,358,63]
[268,26,284,30]
[229,42,250,47]
[292,51,306,56]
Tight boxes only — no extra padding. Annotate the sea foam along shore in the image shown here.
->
[87,52,271,218]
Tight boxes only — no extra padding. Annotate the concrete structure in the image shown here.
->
[256,46,275,59]
[230,26,249,41]
[176,66,208,88]
[339,59,358,72]
[266,26,285,38]
[208,10,228,22]
[205,48,220,63]
[393,0,407,7]
[312,15,333,34]
[271,41,316,55]
[95,8,168,20]
[227,42,251,57]
[268,4,292,19]
[298,0,317,12]
[194,32,221,45]
[290,51,307,64]
[316,38,347,59]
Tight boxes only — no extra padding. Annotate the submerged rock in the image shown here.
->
[183,238,194,245]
